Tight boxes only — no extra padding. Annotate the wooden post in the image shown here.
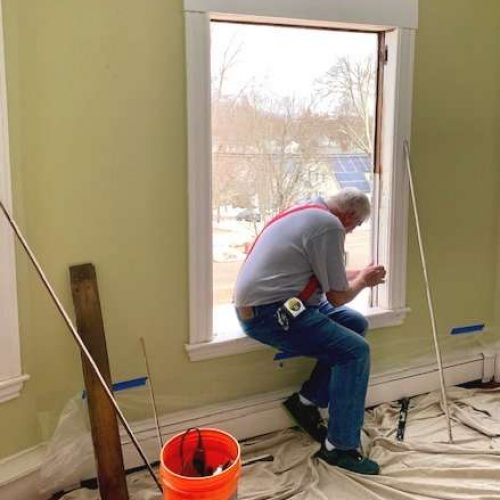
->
[70,263,129,500]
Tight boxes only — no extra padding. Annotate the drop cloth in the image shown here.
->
[61,386,500,500]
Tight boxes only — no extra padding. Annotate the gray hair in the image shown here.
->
[326,188,371,220]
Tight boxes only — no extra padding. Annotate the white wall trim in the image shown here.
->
[0,444,46,487]
[2,350,494,499]
[186,334,264,362]
[377,29,415,311]
[186,307,411,361]
[0,1,26,401]
[374,28,415,313]
[0,444,47,500]
[0,375,30,404]
[367,352,495,406]
[186,10,213,346]
[184,0,418,29]
[185,3,417,352]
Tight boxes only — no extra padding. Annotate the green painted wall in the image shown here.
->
[1,0,500,459]
[373,0,500,370]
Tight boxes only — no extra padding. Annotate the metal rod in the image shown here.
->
[140,337,163,450]
[396,397,410,441]
[403,140,453,443]
[0,200,163,491]
[242,454,274,467]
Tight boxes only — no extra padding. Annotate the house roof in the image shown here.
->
[330,154,372,193]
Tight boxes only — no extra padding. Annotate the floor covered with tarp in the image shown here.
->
[59,386,500,499]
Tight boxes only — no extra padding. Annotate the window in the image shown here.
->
[0,4,26,401]
[185,0,417,361]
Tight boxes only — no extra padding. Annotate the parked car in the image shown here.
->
[236,208,261,222]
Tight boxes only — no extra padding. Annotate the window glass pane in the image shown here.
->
[211,22,378,336]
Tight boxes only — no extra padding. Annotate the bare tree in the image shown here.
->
[212,100,255,221]
[212,34,244,102]
[211,36,255,222]
[316,56,376,153]
[212,45,377,226]
[240,92,328,218]
[212,87,335,227]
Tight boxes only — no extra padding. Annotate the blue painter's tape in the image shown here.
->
[450,323,485,335]
[82,376,148,399]
[112,376,148,392]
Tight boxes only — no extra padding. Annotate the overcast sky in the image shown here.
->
[211,21,377,105]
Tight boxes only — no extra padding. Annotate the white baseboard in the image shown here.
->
[367,351,495,407]
[0,445,47,500]
[1,351,497,499]
[121,387,295,467]
[121,351,496,468]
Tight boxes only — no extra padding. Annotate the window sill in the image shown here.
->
[0,374,30,404]
[365,306,410,330]
[186,307,410,361]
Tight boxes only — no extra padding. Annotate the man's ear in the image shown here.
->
[344,211,356,224]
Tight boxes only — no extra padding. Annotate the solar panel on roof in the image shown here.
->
[329,154,372,193]
[336,172,364,181]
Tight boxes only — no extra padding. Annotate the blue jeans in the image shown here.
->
[236,300,369,450]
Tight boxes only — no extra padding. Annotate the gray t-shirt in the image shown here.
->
[234,199,348,306]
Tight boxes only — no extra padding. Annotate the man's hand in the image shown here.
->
[359,264,386,287]
[327,264,386,306]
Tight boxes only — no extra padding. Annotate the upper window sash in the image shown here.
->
[184,0,418,30]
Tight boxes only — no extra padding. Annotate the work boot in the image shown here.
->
[283,393,327,443]
[315,445,380,475]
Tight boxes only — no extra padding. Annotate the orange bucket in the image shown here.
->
[160,428,241,499]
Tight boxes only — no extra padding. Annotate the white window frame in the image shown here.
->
[0,3,27,402]
[184,0,418,361]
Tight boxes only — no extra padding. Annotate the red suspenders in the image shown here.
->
[244,203,330,302]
